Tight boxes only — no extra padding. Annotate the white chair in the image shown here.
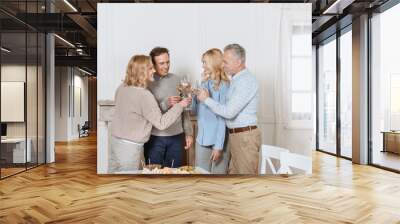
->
[279,151,312,175]
[259,145,289,174]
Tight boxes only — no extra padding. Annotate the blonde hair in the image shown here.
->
[202,48,229,90]
[124,55,153,88]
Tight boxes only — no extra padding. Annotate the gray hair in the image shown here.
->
[224,43,246,63]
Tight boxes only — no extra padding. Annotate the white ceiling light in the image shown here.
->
[78,67,93,76]
[1,47,11,53]
[322,0,354,15]
[54,34,75,48]
[63,0,78,12]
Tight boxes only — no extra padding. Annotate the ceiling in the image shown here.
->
[0,0,393,75]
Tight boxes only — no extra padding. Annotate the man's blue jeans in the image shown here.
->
[144,133,184,168]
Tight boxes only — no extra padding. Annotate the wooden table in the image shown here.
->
[381,131,400,154]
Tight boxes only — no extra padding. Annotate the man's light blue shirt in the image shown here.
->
[204,68,259,128]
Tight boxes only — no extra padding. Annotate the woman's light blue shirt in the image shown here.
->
[192,79,229,150]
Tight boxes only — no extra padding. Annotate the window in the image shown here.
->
[370,2,400,171]
[290,26,314,128]
[340,29,352,158]
[390,74,400,130]
[317,37,337,154]
[0,2,47,179]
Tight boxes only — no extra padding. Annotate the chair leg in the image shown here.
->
[266,159,277,174]
[259,158,267,174]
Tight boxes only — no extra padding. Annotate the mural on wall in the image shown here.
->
[97,3,313,175]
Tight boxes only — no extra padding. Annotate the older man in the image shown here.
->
[198,44,260,174]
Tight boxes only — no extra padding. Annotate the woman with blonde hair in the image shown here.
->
[193,48,230,174]
[110,55,191,173]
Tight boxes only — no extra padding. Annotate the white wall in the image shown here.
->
[97,3,312,173]
[55,67,89,141]
[72,73,89,138]
[55,67,69,141]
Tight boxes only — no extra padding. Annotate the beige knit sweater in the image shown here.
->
[111,84,184,143]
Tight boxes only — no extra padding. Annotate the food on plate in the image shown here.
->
[178,166,195,172]
[141,166,199,174]
[143,164,161,170]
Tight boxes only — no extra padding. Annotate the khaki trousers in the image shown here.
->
[109,136,144,173]
[228,128,261,174]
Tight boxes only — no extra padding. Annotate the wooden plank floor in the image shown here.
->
[1,135,400,224]
[1,167,26,178]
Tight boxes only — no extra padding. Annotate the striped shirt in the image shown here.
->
[204,68,259,128]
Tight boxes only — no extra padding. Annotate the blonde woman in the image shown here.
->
[193,48,230,174]
[110,55,191,173]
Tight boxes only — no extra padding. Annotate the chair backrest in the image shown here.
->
[259,145,289,174]
[82,121,90,129]
[261,145,289,158]
[280,151,312,175]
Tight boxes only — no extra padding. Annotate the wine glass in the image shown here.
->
[178,76,193,110]
[192,80,201,96]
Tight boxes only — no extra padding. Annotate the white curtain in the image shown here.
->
[274,7,291,146]
[273,6,314,156]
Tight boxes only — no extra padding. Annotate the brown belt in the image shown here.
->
[228,126,257,134]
